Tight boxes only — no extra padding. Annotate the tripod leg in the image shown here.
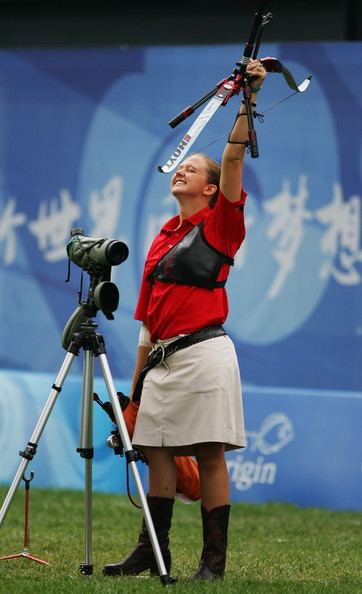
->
[0,352,76,529]
[98,353,174,585]
[77,350,94,576]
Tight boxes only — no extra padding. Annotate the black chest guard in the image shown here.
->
[148,223,234,290]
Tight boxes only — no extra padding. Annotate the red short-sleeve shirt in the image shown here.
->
[135,190,246,342]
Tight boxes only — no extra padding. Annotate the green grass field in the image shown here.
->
[0,486,361,593]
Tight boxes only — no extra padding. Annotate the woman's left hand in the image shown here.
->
[246,59,267,91]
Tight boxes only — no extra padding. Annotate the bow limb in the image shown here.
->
[158,81,233,174]
[261,57,312,92]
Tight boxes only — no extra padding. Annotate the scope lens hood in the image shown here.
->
[105,240,129,266]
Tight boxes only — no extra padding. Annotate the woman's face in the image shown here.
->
[171,154,211,199]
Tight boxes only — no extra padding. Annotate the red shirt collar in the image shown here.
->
[161,205,211,233]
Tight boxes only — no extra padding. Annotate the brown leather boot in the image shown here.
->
[190,504,230,580]
[103,496,174,576]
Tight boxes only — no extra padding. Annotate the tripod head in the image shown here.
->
[62,228,129,350]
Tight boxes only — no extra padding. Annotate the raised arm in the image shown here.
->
[220,59,267,203]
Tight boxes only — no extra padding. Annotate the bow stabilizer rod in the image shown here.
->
[230,2,272,157]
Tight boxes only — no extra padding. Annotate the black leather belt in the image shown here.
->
[132,325,226,403]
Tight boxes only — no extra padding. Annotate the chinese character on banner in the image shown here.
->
[88,176,123,238]
[314,183,362,285]
[0,198,26,265]
[28,190,81,262]
[264,175,312,298]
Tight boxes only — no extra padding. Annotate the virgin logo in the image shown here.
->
[227,413,294,491]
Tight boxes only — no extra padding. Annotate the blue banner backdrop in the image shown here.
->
[0,43,361,510]
[0,373,360,511]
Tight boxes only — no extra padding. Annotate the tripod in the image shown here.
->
[0,316,174,585]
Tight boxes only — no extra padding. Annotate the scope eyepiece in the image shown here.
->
[71,227,84,237]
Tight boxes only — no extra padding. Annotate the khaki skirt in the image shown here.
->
[132,334,246,456]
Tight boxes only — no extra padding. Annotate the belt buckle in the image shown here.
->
[148,344,165,367]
